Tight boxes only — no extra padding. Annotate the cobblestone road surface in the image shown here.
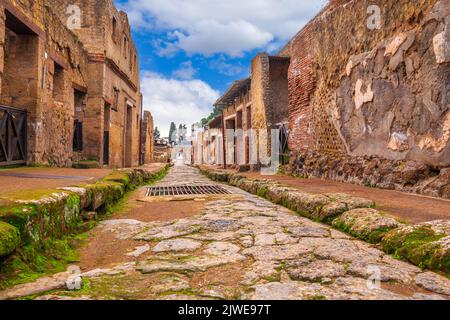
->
[6,166,449,300]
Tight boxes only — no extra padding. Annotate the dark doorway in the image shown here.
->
[1,10,39,166]
[73,120,83,152]
[236,110,243,165]
[125,105,133,167]
[246,106,252,165]
[103,104,111,165]
[103,131,110,165]
[225,118,236,165]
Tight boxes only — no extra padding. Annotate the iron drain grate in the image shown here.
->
[146,185,231,197]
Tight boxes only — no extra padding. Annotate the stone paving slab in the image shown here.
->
[200,166,450,275]
[202,166,450,224]
[2,166,449,300]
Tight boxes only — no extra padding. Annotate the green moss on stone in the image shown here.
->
[0,190,83,245]
[102,171,131,186]
[72,160,100,169]
[0,235,84,289]
[382,226,448,274]
[0,165,170,289]
[257,185,270,198]
[0,222,20,257]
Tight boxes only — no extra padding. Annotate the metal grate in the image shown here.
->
[146,185,231,197]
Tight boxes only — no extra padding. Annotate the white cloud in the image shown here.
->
[209,55,245,77]
[120,0,328,56]
[141,71,220,136]
[172,61,198,79]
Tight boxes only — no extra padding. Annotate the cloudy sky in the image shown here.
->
[116,0,328,136]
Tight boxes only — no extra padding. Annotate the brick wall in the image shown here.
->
[0,0,143,168]
[0,0,90,166]
[285,0,450,198]
[286,0,449,167]
[142,110,155,164]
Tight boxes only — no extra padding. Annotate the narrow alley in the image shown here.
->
[2,165,448,300]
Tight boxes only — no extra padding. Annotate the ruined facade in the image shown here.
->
[198,54,290,169]
[197,0,449,199]
[0,0,143,168]
[141,110,154,164]
[283,0,450,198]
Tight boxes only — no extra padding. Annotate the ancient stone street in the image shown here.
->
[4,166,448,300]
[1,0,449,306]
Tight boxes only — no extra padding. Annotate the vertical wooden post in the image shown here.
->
[222,111,226,169]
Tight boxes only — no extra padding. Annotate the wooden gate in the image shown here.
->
[279,124,290,165]
[0,105,27,166]
[103,131,110,165]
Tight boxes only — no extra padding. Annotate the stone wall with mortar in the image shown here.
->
[142,110,155,164]
[285,0,450,197]
[0,0,142,168]
[51,0,142,168]
[251,53,289,160]
[0,0,89,166]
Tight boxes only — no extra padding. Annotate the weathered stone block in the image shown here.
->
[0,191,81,245]
[382,221,450,275]
[433,16,450,64]
[283,191,329,218]
[0,222,20,257]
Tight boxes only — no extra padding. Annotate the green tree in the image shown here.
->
[154,127,161,140]
[178,124,187,142]
[169,122,177,143]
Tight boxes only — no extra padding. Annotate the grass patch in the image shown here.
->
[0,233,86,290]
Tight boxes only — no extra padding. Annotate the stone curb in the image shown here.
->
[0,164,170,258]
[198,166,450,276]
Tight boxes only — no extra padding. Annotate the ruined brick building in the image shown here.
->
[0,0,154,168]
[198,0,449,199]
[141,111,154,165]
[282,0,450,198]
[198,53,290,170]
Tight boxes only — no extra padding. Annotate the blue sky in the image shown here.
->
[116,0,328,136]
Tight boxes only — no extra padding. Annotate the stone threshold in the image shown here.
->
[198,166,450,277]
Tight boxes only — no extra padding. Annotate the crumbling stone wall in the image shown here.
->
[251,53,289,161]
[0,0,89,166]
[285,0,450,198]
[0,0,143,168]
[51,0,142,168]
[141,110,155,164]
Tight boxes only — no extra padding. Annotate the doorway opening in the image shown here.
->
[225,118,236,166]
[0,10,39,166]
[124,104,133,167]
[103,103,111,165]
[73,89,86,153]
